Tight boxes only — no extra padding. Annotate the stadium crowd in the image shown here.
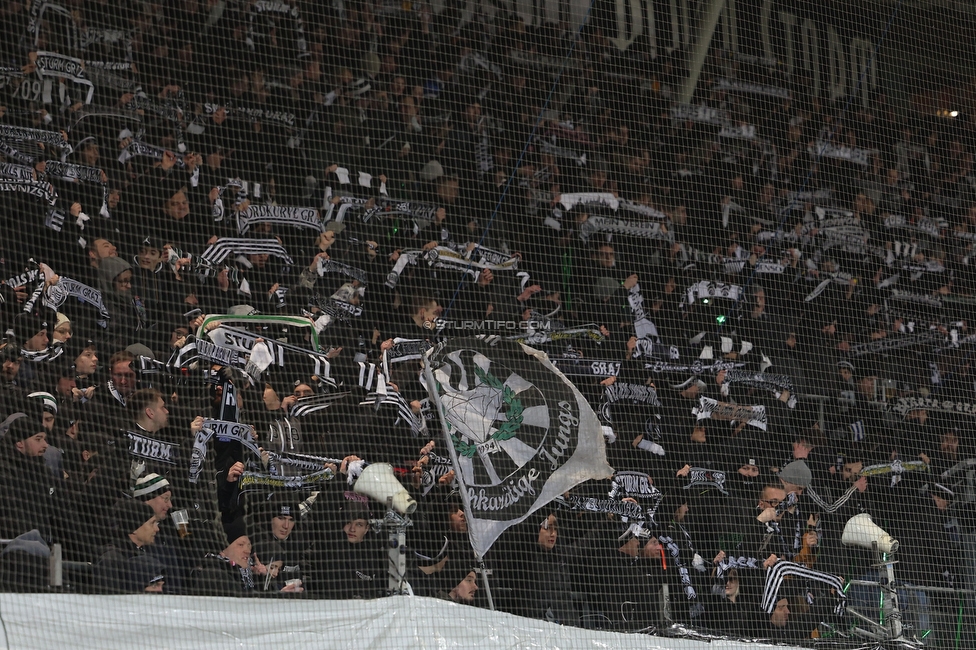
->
[0,0,975,645]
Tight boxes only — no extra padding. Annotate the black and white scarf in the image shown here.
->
[559,494,647,521]
[42,161,105,185]
[314,257,367,285]
[362,200,440,227]
[552,357,622,377]
[198,238,294,269]
[684,467,729,496]
[506,326,605,346]
[0,124,69,148]
[246,0,309,60]
[720,370,797,408]
[712,78,790,99]
[607,471,663,524]
[385,245,520,287]
[238,467,336,493]
[358,390,426,435]
[323,195,369,222]
[684,280,743,307]
[0,179,58,205]
[861,459,929,488]
[34,51,94,104]
[671,104,730,126]
[761,561,846,616]
[0,163,37,181]
[237,204,321,235]
[804,271,855,302]
[535,136,587,167]
[0,141,37,165]
[117,140,185,167]
[643,358,746,375]
[125,429,179,466]
[718,124,757,140]
[203,102,297,129]
[693,396,767,431]
[809,141,872,166]
[287,392,351,419]
[43,276,110,328]
[891,396,976,417]
[577,215,673,243]
[122,94,184,123]
[884,213,944,239]
[600,381,660,422]
[849,331,945,357]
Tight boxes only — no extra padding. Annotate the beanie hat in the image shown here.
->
[779,460,813,489]
[0,341,22,361]
[267,493,298,520]
[97,256,132,292]
[13,312,47,341]
[223,516,249,547]
[125,555,165,591]
[27,391,58,415]
[133,473,171,500]
[113,499,157,536]
[125,343,155,361]
[4,415,41,444]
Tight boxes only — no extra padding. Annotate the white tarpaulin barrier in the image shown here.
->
[0,593,806,650]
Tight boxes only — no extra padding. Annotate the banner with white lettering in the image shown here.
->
[423,337,612,557]
[125,430,179,466]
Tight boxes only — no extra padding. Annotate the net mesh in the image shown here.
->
[0,0,975,646]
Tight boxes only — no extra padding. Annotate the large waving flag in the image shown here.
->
[423,337,613,558]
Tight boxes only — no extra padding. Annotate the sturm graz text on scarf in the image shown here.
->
[34,51,94,104]
[44,277,110,328]
[125,430,179,466]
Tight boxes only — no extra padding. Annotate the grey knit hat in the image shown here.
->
[779,460,812,488]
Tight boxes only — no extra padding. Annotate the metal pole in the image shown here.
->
[48,543,62,588]
[678,0,726,105]
[421,355,495,611]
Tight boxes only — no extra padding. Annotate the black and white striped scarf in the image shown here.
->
[761,560,846,615]
[198,238,294,271]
